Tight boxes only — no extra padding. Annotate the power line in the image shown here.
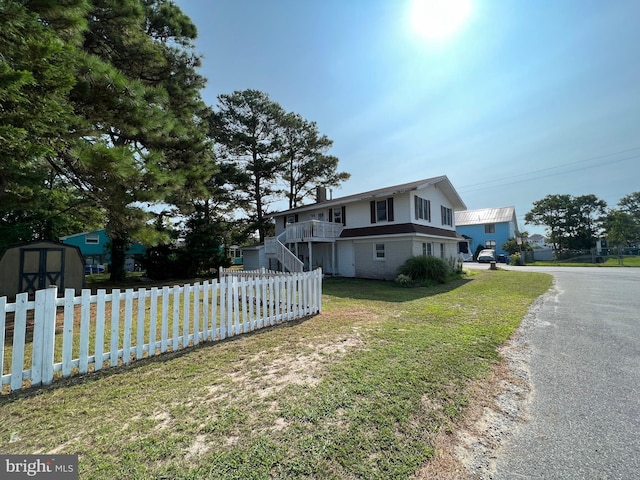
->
[457,147,640,193]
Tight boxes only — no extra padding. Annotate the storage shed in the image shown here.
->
[0,241,85,299]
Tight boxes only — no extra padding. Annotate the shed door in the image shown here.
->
[19,248,65,295]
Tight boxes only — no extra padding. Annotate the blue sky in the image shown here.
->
[175,0,640,235]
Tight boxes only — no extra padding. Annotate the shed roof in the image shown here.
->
[455,206,516,226]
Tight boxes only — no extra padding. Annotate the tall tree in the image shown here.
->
[566,194,607,249]
[525,194,573,250]
[0,0,101,252]
[210,90,286,242]
[618,192,640,226]
[603,210,638,264]
[525,194,607,251]
[279,112,350,209]
[54,0,211,280]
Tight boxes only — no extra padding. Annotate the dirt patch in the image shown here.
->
[225,332,365,399]
[414,294,545,479]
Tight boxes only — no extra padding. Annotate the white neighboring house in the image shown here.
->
[528,234,549,248]
[258,176,467,280]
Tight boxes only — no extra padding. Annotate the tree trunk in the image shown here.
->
[110,236,127,282]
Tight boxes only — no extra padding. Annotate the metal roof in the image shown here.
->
[455,206,516,226]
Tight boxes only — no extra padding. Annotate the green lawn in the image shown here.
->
[0,270,552,479]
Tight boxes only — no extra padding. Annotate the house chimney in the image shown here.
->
[316,186,327,203]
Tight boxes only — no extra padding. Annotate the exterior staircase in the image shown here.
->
[265,232,304,273]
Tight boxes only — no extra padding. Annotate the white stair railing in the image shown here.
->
[265,234,304,272]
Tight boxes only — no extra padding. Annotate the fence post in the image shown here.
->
[32,286,57,387]
[41,287,58,385]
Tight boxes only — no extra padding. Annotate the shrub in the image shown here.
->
[395,274,414,287]
[509,253,524,266]
[397,255,449,284]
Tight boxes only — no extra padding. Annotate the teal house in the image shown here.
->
[60,229,146,271]
[455,207,519,257]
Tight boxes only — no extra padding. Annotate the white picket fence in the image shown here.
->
[1,268,322,394]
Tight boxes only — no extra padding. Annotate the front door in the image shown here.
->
[19,248,65,296]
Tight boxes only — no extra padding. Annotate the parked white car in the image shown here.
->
[477,249,496,263]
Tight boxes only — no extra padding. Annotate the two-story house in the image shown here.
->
[455,206,519,257]
[264,176,467,280]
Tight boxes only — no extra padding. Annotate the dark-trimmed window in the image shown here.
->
[415,196,431,221]
[485,224,496,234]
[440,206,453,226]
[370,198,394,223]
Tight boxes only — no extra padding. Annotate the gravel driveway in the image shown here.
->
[464,265,640,480]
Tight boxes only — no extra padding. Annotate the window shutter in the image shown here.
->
[341,206,346,226]
[414,196,419,220]
[295,214,299,222]
[387,198,394,221]
[283,217,287,228]
[370,201,377,223]
[328,209,333,222]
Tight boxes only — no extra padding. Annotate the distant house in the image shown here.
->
[60,229,146,272]
[528,234,549,248]
[260,176,467,280]
[455,206,519,257]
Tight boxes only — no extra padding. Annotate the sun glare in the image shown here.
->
[410,0,473,41]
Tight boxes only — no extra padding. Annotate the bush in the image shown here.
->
[509,253,524,266]
[397,255,449,284]
[395,274,414,287]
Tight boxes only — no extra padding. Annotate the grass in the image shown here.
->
[0,270,552,479]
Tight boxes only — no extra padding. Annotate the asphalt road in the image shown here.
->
[479,265,640,479]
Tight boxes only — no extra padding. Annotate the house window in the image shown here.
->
[377,200,387,222]
[485,240,496,249]
[286,215,296,224]
[485,224,496,234]
[415,197,431,221]
[422,242,433,256]
[440,206,453,226]
[440,243,445,259]
[332,207,342,224]
[370,198,394,223]
[85,234,99,244]
[374,243,385,261]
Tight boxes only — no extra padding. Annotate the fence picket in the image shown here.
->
[123,289,134,365]
[95,289,106,371]
[219,278,226,340]
[161,286,169,353]
[10,293,29,391]
[2,269,322,394]
[193,283,200,346]
[41,287,57,386]
[110,289,121,367]
[31,289,46,386]
[0,296,6,384]
[202,281,209,342]
[149,287,158,357]
[227,277,234,337]
[136,288,146,360]
[211,280,218,340]
[172,285,180,351]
